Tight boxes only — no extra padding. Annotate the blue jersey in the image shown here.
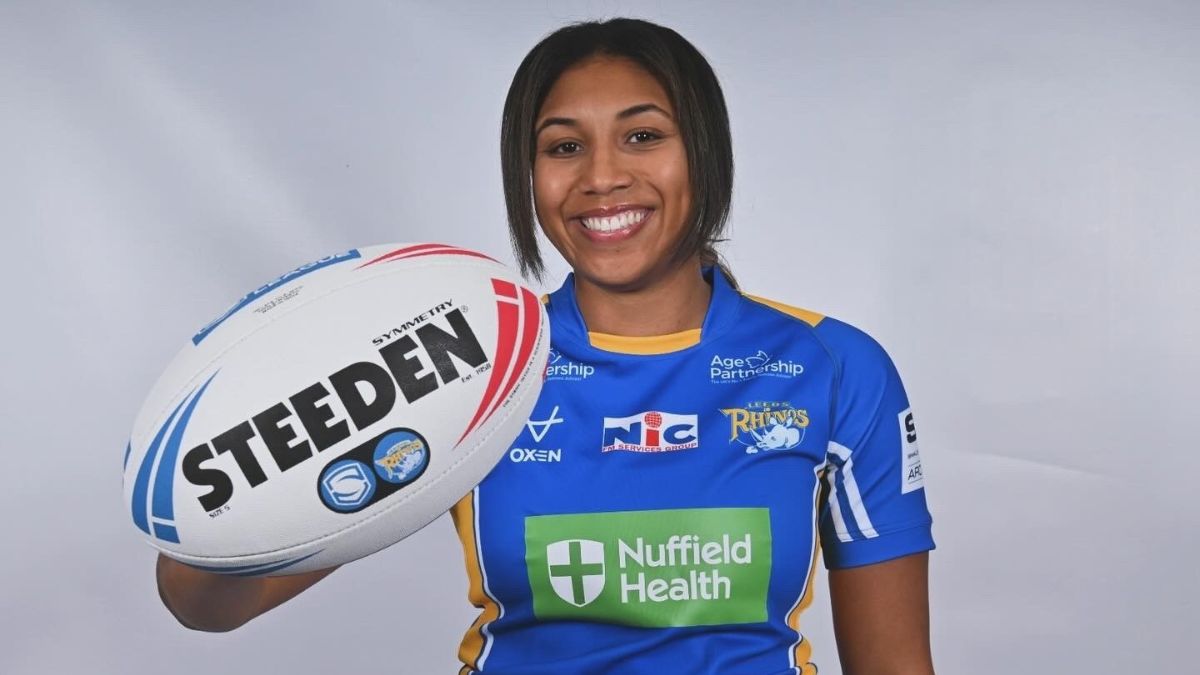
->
[451,269,933,674]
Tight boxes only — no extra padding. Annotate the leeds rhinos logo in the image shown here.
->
[709,350,804,383]
[719,401,810,454]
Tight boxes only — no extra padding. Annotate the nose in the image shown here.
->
[579,143,632,195]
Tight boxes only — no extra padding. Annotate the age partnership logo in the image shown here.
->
[709,350,804,384]
[545,349,595,382]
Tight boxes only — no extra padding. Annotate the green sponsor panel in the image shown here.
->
[525,507,771,627]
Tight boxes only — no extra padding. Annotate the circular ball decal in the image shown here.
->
[371,430,430,485]
[320,460,377,512]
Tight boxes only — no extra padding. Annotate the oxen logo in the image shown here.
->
[719,402,810,454]
[526,405,564,443]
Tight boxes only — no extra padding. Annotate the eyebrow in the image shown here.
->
[535,103,672,137]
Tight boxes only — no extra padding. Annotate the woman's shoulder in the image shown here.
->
[738,290,897,374]
[739,292,825,328]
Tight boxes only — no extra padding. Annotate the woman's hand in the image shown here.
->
[156,553,338,632]
[829,552,934,675]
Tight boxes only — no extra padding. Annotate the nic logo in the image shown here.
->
[602,411,699,453]
[546,539,606,607]
[545,348,595,381]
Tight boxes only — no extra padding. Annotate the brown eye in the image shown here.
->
[629,130,662,143]
[549,141,582,155]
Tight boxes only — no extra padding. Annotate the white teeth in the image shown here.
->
[580,209,648,232]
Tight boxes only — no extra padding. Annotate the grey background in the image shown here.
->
[3,1,1197,673]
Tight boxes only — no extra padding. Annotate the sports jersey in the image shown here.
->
[451,268,934,675]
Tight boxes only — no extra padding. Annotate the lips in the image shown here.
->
[569,205,654,245]
[578,207,651,233]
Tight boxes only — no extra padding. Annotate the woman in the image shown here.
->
[158,18,935,675]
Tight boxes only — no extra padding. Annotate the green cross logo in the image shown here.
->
[546,539,605,607]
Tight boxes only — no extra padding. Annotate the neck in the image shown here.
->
[573,259,712,337]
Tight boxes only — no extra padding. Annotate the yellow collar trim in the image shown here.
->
[741,294,825,327]
[587,328,702,355]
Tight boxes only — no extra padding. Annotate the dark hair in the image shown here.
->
[500,17,735,283]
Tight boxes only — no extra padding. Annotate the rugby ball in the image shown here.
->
[123,243,548,576]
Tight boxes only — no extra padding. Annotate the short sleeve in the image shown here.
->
[814,319,934,569]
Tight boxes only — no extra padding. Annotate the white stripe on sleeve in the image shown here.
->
[827,441,879,539]
[824,464,854,543]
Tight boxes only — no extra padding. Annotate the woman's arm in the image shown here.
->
[829,552,934,675]
[156,554,338,632]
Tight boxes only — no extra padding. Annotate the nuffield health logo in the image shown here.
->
[525,508,771,628]
[546,539,606,607]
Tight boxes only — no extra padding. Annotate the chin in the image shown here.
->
[573,256,667,293]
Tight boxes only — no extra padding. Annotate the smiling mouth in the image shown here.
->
[579,208,652,234]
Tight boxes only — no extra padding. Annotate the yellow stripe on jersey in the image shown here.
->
[787,535,822,671]
[451,491,499,675]
[742,294,825,328]
[588,328,702,354]
[786,472,825,674]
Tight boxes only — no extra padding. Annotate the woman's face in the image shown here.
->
[533,55,692,292]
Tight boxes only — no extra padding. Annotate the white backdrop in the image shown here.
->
[3,1,1197,673]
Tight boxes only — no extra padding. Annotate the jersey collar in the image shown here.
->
[545,267,742,356]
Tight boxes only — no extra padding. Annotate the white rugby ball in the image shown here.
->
[123,243,548,576]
